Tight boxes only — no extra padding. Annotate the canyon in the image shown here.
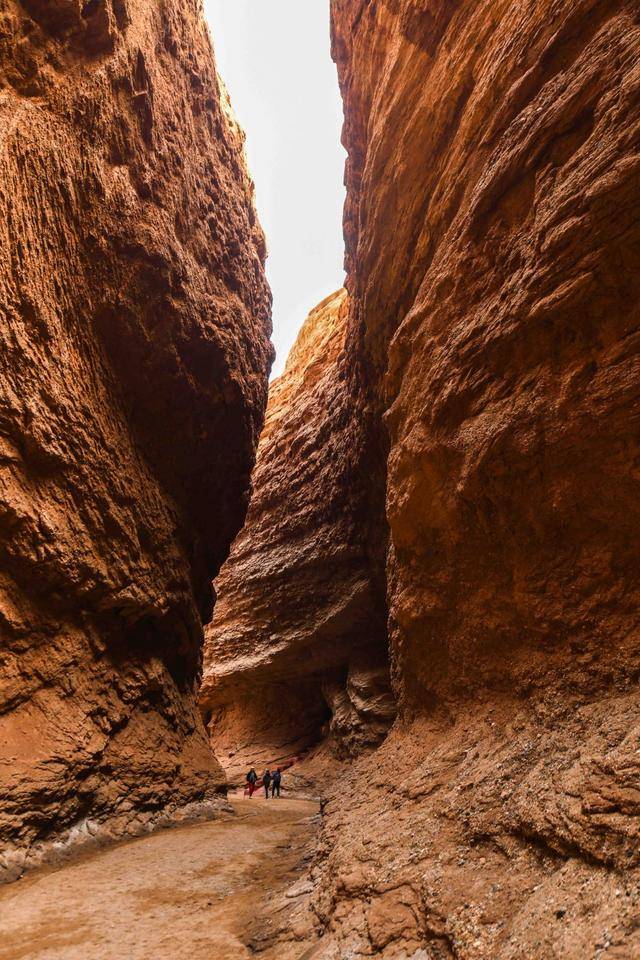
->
[201,288,396,782]
[204,0,640,956]
[2,0,640,958]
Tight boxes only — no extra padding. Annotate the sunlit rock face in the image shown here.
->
[201,290,395,781]
[310,1,640,955]
[0,0,272,879]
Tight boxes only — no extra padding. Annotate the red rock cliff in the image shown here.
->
[299,1,640,955]
[333,0,640,713]
[0,0,272,880]
[202,289,395,781]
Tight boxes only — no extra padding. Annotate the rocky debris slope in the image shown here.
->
[291,0,640,955]
[0,0,272,880]
[312,692,640,958]
[201,290,395,783]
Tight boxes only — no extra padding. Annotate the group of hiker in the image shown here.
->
[246,766,282,798]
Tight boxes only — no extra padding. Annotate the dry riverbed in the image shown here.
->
[0,796,320,960]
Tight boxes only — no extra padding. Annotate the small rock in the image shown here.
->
[285,879,314,899]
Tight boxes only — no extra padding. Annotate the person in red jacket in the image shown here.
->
[246,767,258,797]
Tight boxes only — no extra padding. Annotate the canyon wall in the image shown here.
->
[332,0,640,717]
[301,0,640,956]
[202,289,395,782]
[0,0,272,880]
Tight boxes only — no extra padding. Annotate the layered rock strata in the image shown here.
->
[294,0,640,955]
[201,290,395,782]
[0,0,272,880]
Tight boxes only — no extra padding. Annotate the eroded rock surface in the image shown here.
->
[297,0,640,955]
[0,0,272,880]
[201,290,394,782]
[333,0,640,719]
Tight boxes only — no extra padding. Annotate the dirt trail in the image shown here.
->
[0,797,319,960]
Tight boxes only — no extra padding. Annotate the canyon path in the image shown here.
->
[0,797,319,960]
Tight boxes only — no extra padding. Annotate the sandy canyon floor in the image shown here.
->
[0,797,320,960]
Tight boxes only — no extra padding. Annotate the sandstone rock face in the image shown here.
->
[201,290,395,782]
[0,0,272,879]
[306,0,640,955]
[333,0,640,714]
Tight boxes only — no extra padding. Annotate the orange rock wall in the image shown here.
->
[0,0,272,880]
[202,290,395,781]
[305,0,640,955]
[332,0,640,706]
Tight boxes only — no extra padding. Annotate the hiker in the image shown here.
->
[246,767,258,798]
[271,767,282,798]
[263,768,272,798]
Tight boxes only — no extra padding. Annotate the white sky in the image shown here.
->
[204,0,347,377]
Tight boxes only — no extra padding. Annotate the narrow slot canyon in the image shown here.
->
[2,2,640,959]
[200,289,397,783]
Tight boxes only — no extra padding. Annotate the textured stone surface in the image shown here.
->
[334,0,640,711]
[201,290,394,782]
[300,0,640,955]
[0,0,272,879]
[312,693,640,959]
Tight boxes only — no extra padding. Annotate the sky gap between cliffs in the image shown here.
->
[204,0,347,377]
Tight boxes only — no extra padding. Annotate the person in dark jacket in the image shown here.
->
[263,769,272,798]
[246,767,258,798]
[271,768,282,798]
